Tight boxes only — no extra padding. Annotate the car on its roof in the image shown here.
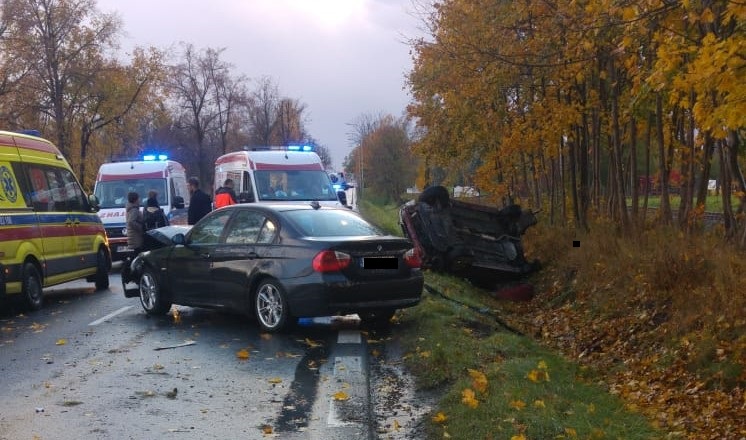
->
[122,202,424,332]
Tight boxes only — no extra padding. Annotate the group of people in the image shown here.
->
[125,177,238,254]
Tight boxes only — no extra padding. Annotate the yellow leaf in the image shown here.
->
[305,338,321,348]
[268,377,282,384]
[534,399,546,408]
[419,350,431,358]
[393,419,401,431]
[332,391,349,401]
[509,399,526,410]
[432,412,448,423]
[236,349,250,360]
[565,427,578,437]
[511,435,527,440]
[537,360,548,370]
[172,307,181,324]
[461,388,479,408]
[261,424,273,435]
[371,349,380,358]
[55,338,67,345]
[468,369,488,394]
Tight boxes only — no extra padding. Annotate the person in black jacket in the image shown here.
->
[187,177,212,225]
[143,192,169,231]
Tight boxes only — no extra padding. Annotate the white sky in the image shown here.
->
[95,0,425,170]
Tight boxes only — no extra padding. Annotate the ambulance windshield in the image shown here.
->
[254,170,337,202]
[94,179,168,209]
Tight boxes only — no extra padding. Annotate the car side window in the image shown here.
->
[225,210,266,244]
[256,219,277,244]
[188,211,232,244]
[59,168,87,212]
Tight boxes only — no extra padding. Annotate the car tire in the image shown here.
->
[139,268,171,315]
[254,279,289,333]
[22,263,43,311]
[94,248,110,290]
[358,309,396,327]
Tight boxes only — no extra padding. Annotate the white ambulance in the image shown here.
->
[213,146,342,207]
[93,155,190,261]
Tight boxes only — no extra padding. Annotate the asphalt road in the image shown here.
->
[0,267,394,440]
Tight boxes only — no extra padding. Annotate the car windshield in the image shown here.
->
[284,209,383,237]
[95,179,167,209]
[254,170,337,202]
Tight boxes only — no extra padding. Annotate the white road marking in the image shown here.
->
[337,330,361,344]
[88,306,134,326]
[327,355,363,428]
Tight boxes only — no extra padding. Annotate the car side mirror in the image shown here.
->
[238,191,254,203]
[173,196,185,209]
[88,194,101,212]
[172,233,186,245]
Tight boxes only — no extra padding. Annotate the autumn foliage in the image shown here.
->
[407,0,746,241]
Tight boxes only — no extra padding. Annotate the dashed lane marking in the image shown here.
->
[88,306,134,326]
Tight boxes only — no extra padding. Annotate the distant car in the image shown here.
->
[122,203,424,332]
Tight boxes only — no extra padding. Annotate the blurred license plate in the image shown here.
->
[117,245,132,253]
[362,257,398,269]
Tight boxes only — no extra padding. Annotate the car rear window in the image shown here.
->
[285,209,382,237]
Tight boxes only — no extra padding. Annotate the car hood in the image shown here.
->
[146,225,192,246]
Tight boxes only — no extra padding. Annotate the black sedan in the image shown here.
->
[123,202,424,332]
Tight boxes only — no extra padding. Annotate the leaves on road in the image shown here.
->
[236,348,250,360]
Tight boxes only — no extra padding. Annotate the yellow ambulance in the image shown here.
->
[0,130,111,310]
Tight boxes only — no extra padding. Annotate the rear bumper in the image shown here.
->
[283,273,424,317]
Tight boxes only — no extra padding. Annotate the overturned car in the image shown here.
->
[399,186,540,277]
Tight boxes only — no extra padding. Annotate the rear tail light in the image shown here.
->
[312,250,352,272]
[403,248,421,268]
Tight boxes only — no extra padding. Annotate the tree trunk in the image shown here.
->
[656,94,672,224]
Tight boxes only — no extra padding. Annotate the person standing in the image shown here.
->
[188,177,212,225]
[125,191,144,254]
[143,191,169,230]
[214,178,237,209]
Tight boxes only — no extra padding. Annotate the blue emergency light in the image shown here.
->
[286,145,314,152]
[142,153,169,161]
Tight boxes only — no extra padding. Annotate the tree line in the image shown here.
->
[405,0,744,243]
[0,0,332,190]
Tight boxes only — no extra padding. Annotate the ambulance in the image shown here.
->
[0,130,110,310]
[213,146,342,206]
[93,155,189,261]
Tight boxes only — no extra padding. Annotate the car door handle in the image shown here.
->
[200,252,211,259]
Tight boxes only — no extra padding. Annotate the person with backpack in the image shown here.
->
[214,178,237,209]
[143,192,169,231]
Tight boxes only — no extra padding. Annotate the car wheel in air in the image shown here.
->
[94,248,110,290]
[254,280,289,333]
[22,263,43,311]
[139,269,171,315]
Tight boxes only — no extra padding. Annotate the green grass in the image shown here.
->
[393,272,660,440]
[629,194,739,211]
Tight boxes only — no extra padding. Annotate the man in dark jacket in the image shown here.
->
[214,178,237,209]
[187,177,212,225]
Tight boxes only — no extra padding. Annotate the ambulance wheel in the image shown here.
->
[139,269,171,315]
[94,248,110,290]
[22,263,43,311]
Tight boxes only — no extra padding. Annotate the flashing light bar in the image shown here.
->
[286,145,314,152]
[142,154,169,161]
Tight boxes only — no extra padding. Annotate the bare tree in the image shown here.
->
[247,76,280,147]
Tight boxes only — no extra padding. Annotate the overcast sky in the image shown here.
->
[95,0,426,170]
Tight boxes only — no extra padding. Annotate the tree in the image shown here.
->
[1,0,121,156]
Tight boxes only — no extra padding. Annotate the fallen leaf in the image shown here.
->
[332,391,349,401]
[304,338,322,348]
[461,388,479,408]
[534,399,546,408]
[432,412,448,423]
[468,369,488,393]
[236,349,250,360]
[268,377,282,384]
[55,338,67,346]
[511,435,527,440]
[509,399,526,410]
[393,419,401,431]
[262,424,273,435]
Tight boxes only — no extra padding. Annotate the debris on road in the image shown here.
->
[153,340,196,351]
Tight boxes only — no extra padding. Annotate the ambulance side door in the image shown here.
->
[24,164,75,278]
[59,168,98,270]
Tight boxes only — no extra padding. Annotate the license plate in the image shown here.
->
[362,257,398,269]
[117,245,132,253]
